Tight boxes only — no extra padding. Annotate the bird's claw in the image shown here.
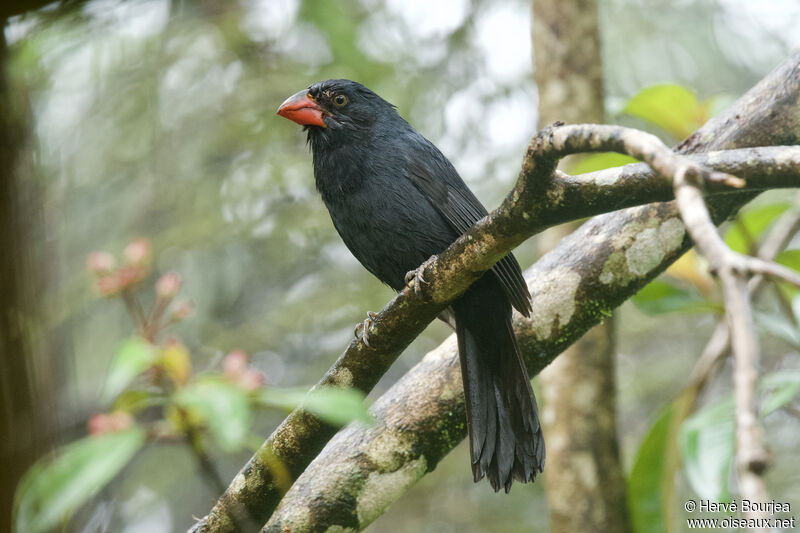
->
[354,311,378,347]
[405,260,432,296]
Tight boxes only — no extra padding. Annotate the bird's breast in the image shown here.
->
[319,169,456,290]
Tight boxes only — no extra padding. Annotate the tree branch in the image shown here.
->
[674,169,800,288]
[190,50,800,532]
[720,270,770,521]
[685,200,800,397]
[669,126,800,530]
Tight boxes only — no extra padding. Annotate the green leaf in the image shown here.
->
[671,373,800,512]
[777,249,800,272]
[724,203,791,254]
[112,389,159,413]
[103,337,158,403]
[679,396,735,502]
[568,152,639,175]
[760,371,800,416]
[628,405,672,533]
[174,378,251,452]
[13,428,145,533]
[258,386,373,426]
[632,279,718,315]
[623,84,711,140]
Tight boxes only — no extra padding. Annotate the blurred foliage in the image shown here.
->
[13,241,370,532]
[623,84,713,140]
[679,397,735,503]
[761,371,800,417]
[678,371,800,505]
[259,386,375,426]
[725,202,792,255]
[628,404,675,533]
[5,0,800,531]
[14,429,146,533]
[103,337,160,402]
[631,279,719,316]
[568,151,639,175]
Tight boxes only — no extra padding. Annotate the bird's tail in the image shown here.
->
[452,277,545,492]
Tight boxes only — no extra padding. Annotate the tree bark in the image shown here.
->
[0,27,52,531]
[532,1,631,531]
[0,1,84,20]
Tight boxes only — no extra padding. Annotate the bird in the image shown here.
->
[277,79,544,492]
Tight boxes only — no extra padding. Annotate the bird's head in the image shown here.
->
[277,79,398,146]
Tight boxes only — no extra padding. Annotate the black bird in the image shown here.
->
[277,79,544,491]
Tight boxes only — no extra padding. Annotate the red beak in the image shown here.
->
[277,89,326,128]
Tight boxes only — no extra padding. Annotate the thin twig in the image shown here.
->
[688,323,731,395]
[121,289,146,334]
[663,139,781,525]
[672,173,800,289]
[144,297,170,342]
[687,204,800,398]
[534,124,800,290]
[753,199,800,263]
[720,270,771,521]
[751,201,800,323]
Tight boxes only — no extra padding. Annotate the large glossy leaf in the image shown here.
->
[174,378,252,452]
[679,397,735,502]
[623,84,711,140]
[777,249,800,272]
[258,386,373,426]
[724,203,791,254]
[628,405,673,533]
[103,337,158,403]
[676,372,800,509]
[13,428,146,533]
[632,279,718,315]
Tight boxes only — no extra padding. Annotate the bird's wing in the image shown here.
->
[405,141,532,317]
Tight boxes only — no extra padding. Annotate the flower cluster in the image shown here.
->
[223,350,266,392]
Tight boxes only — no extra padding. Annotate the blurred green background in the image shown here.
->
[4,0,800,531]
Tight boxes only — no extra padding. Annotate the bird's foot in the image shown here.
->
[405,256,436,296]
[354,311,378,347]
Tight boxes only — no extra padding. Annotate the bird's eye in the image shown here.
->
[333,94,348,106]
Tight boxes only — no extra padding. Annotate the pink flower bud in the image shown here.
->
[88,411,133,435]
[239,368,266,391]
[95,273,122,296]
[117,265,147,289]
[87,252,116,274]
[109,411,133,431]
[124,238,152,266]
[223,350,249,380]
[88,413,107,435]
[156,272,182,299]
[170,300,194,321]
